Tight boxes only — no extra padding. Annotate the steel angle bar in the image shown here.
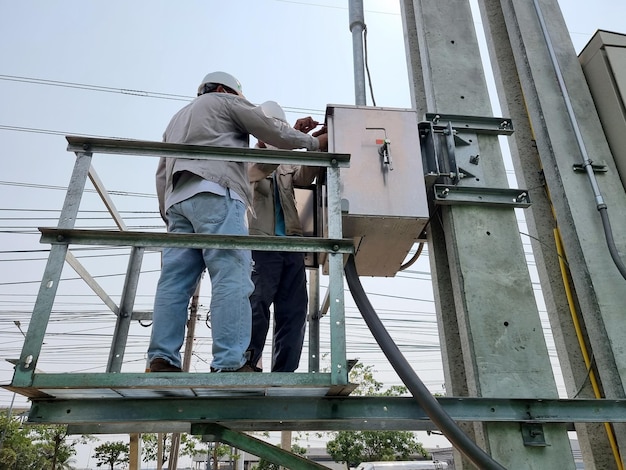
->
[434,184,531,207]
[197,424,331,469]
[88,165,127,230]
[24,396,626,427]
[107,246,144,372]
[39,228,354,254]
[66,136,350,168]
[65,251,119,315]
[12,152,93,387]
[68,422,193,435]
[325,164,348,385]
[67,420,439,435]
[14,371,336,391]
[425,113,514,135]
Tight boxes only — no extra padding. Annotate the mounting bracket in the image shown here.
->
[521,423,549,447]
[420,114,531,208]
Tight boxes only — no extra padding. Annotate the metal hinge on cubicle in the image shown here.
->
[419,113,531,208]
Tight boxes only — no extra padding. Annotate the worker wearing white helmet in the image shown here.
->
[197,71,244,97]
[148,73,327,373]
[247,101,326,372]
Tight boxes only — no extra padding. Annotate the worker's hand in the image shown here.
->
[294,116,319,134]
[316,133,328,152]
[256,141,267,149]
[312,125,327,137]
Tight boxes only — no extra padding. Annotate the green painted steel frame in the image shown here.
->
[29,396,626,431]
[39,228,354,254]
[66,136,351,168]
[4,137,358,465]
[12,151,93,387]
[9,137,352,391]
[199,424,331,470]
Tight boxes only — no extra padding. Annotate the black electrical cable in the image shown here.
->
[363,26,377,107]
[599,207,626,279]
[344,254,507,470]
[399,242,424,271]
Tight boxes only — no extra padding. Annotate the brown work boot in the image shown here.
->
[149,358,182,372]
[210,362,261,372]
[235,363,260,372]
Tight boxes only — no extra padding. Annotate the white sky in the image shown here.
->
[1,0,625,467]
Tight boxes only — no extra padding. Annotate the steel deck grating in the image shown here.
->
[4,371,356,400]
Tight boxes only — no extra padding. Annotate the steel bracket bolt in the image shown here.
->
[24,355,33,369]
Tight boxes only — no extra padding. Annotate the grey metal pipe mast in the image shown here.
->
[349,0,367,105]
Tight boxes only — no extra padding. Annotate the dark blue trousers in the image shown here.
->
[248,250,308,372]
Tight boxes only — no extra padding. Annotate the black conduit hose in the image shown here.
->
[600,207,626,279]
[344,255,506,470]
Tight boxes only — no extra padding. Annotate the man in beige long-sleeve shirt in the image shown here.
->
[148,72,327,373]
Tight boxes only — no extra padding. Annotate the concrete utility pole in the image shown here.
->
[475,1,626,468]
[400,0,575,468]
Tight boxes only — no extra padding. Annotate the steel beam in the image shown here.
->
[326,165,348,385]
[107,246,144,372]
[11,152,92,387]
[433,185,531,208]
[66,136,350,168]
[39,228,353,254]
[64,250,119,315]
[198,424,330,470]
[27,396,626,428]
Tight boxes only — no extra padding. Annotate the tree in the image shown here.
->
[0,411,87,470]
[141,433,167,468]
[93,441,129,470]
[327,430,426,468]
[141,432,205,468]
[206,442,236,470]
[33,424,88,470]
[325,364,428,468]
[0,412,45,470]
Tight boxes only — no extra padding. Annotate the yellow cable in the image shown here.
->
[554,228,623,470]
[522,86,623,467]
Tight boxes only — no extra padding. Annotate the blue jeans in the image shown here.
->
[148,191,254,371]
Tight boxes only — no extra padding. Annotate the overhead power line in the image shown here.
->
[0,180,156,198]
[0,74,325,116]
[0,124,122,139]
[0,74,191,102]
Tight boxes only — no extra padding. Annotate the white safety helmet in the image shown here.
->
[260,100,288,124]
[197,71,244,96]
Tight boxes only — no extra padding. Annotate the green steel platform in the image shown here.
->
[6,137,626,470]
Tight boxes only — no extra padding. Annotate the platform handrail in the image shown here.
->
[66,136,351,168]
[11,137,351,390]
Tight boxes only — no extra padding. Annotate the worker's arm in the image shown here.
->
[228,99,324,151]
